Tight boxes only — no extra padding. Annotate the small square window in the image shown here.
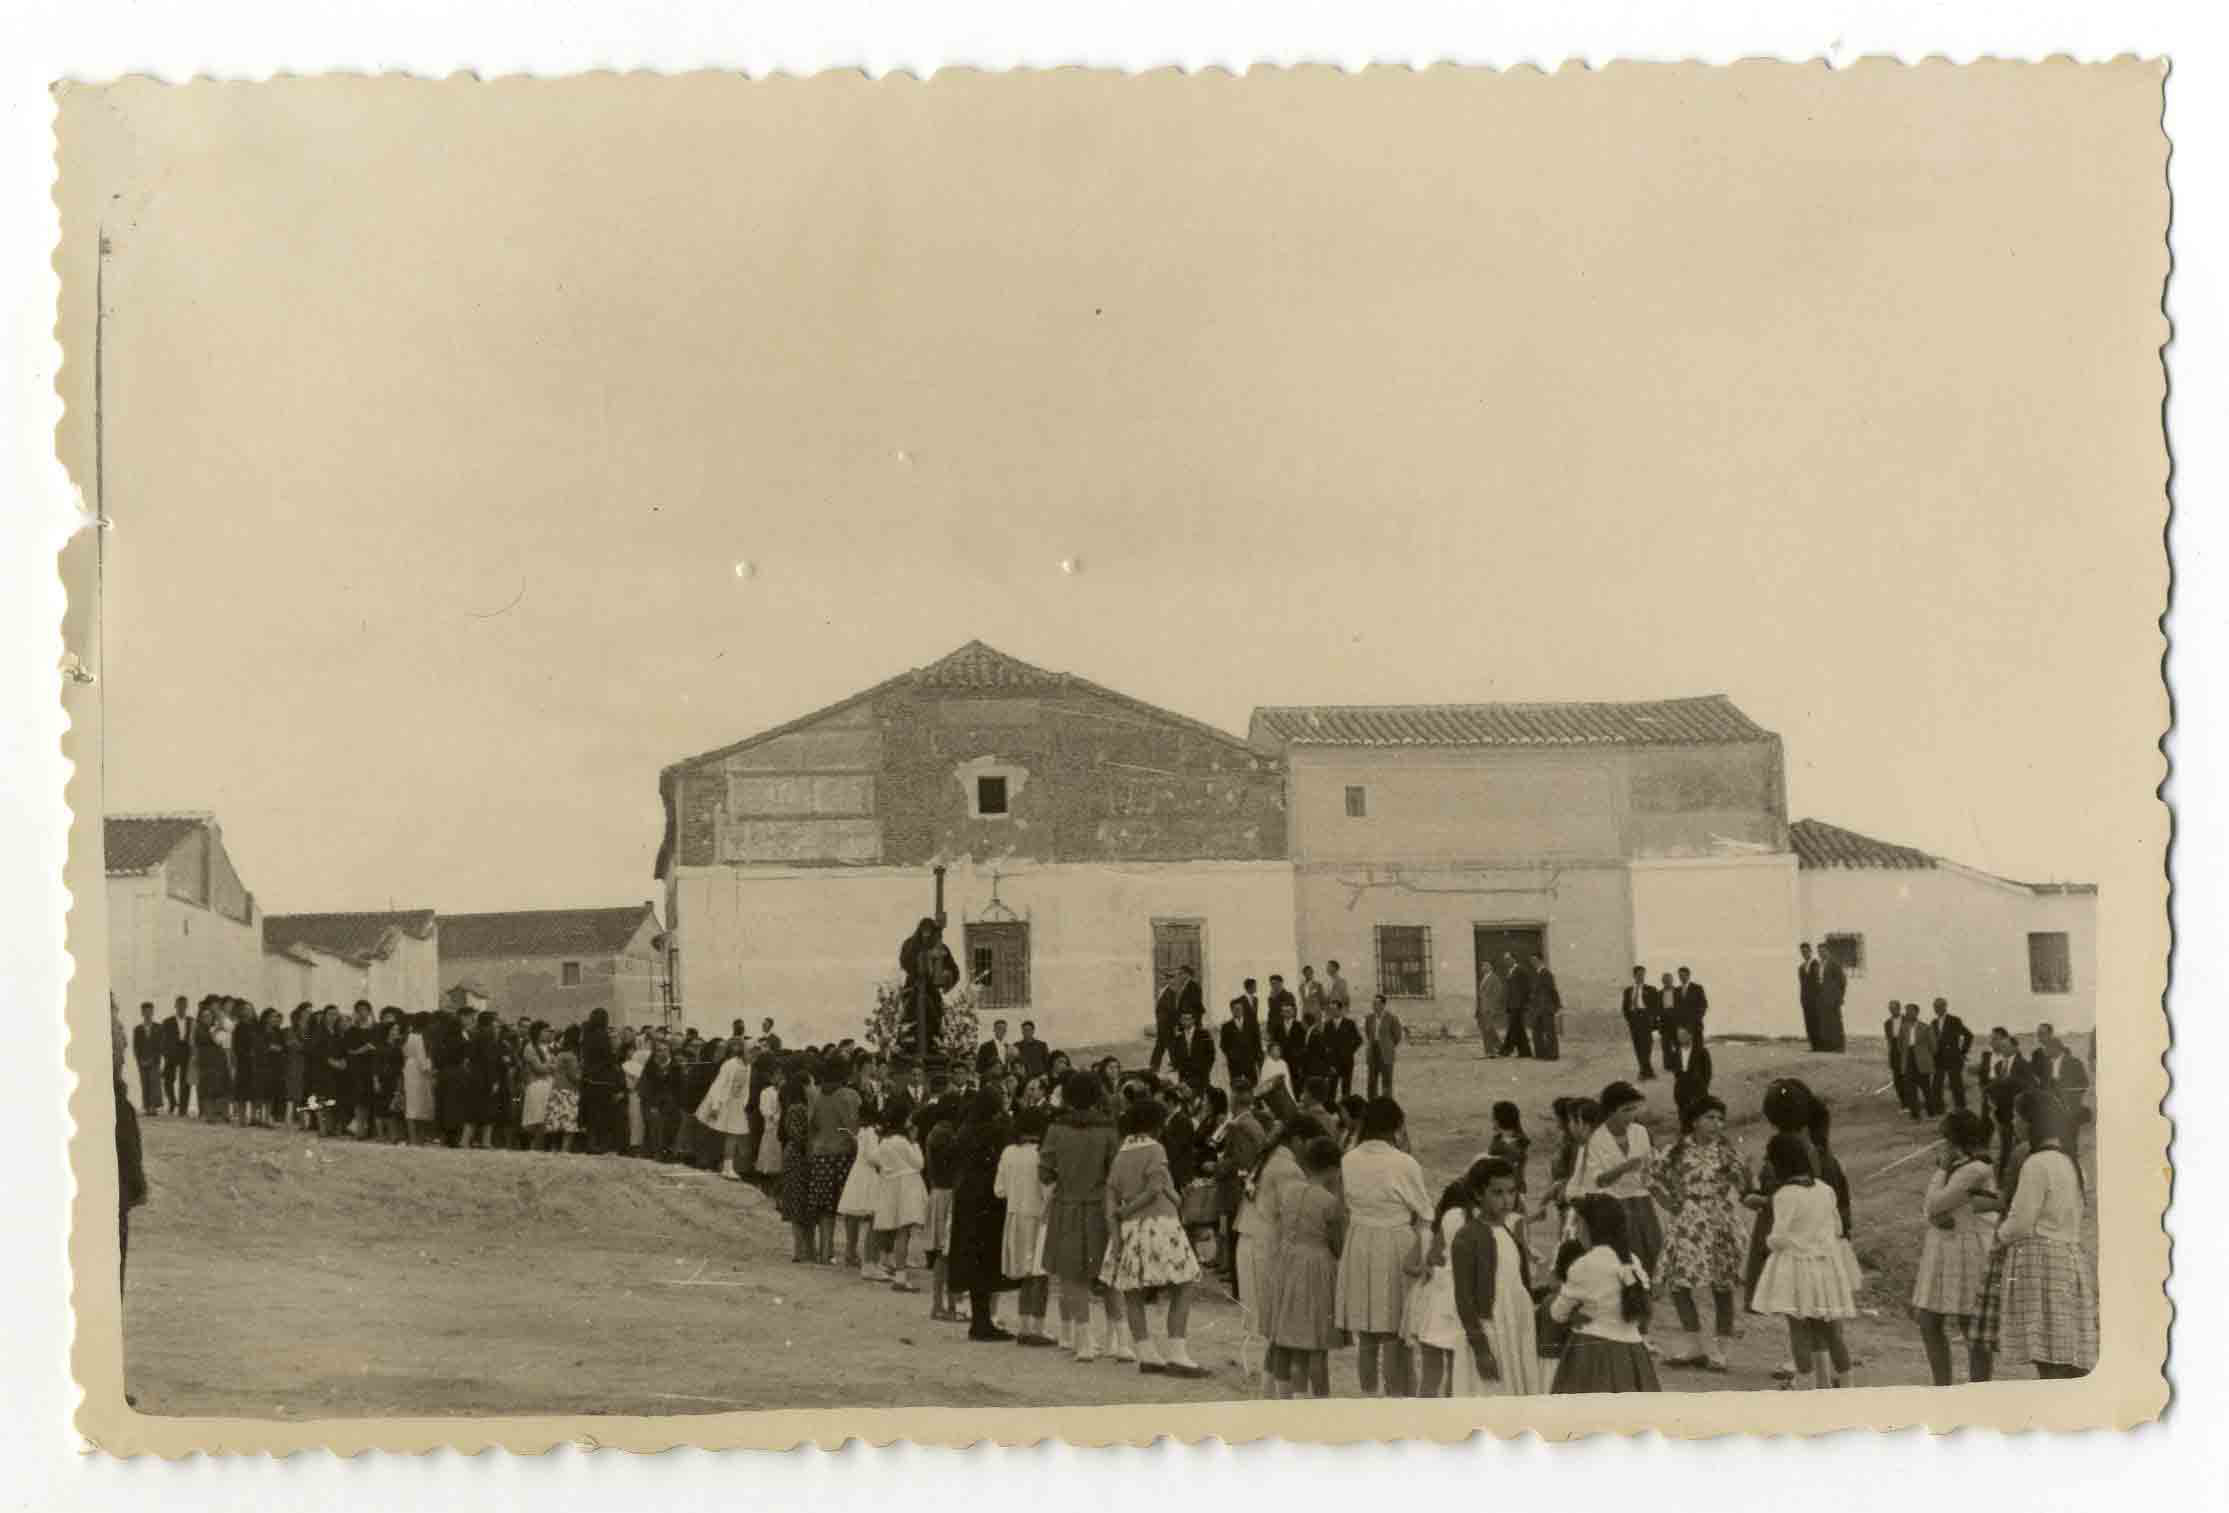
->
[1345,785,1368,818]
[977,776,1009,816]
[1823,933,1866,975]
[561,961,582,988]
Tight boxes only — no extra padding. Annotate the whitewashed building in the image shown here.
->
[103,812,264,1014]
[1792,819,2098,1034]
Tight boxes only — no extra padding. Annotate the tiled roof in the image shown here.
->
[911,640,1070,690]
[1789,819,1938,871]
[103,814,206,875]
[439,904,658,960]
[262,910,437,964]
[1249,695,1772,749]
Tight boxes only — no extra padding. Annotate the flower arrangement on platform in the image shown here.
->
[866,978,983,1065]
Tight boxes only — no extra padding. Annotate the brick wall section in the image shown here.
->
[674,683,1286,869]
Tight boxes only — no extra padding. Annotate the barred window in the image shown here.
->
[968,921,1032,1009]
[1375,925,1433,999]
[2028,932,2072,995]
[1822,933,1866,975]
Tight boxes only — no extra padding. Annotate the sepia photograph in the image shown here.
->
[51,62,2170,1451]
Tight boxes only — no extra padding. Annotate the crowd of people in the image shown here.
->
[111,962,2098,1398]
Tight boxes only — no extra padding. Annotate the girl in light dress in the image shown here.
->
[754,1069,785,1179]
[995,1107,1056,1346]
[1406,1175,1475,1396]
[872,1095,929,1293]
[1265,1135,1348,1398]
[838,1102,885,1277]
[1912,1110,2002,1385]
[1454,1155,1547,1396]
[1750,1131,1857,1389]
[1237,1114,1328,1391]
[1101,1097,1209,1377]
[404,1014,439,1146]
[698,1042,753,1180]
[1334,1097,1434,1397]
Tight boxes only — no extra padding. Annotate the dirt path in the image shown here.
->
[121,1035,2076,1417]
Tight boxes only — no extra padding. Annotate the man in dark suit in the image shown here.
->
[1362,993,1404,1099]
[976,1017,1014,1078]
[1978,1027,2034,1182]
[1220,981,1264,1089]
[1148,971,1183,1075]
[1620,966,1660,1081]
[1527,952,1563,1061]
[1174,1006,1217,1094]
[1324,999,1364,1100]
[159,996,192,1114]
[1883,1000,1909,1109]
[1014,1019,1050,1082]
[1656,972,1684,1075]
[1674,967,1709,1045]
[1289,1003,1331,1093]
[2031,1023,2092,1167]
[1929,998,1975,1113]
[131,1002,162,1116]
[1899,1003,1939,1119]
[1818,948,1849,1052]
[1500,952,1535,1059]
[1798,943,1825,1049]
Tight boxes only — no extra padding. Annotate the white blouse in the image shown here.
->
[1549,1245,1646,1343]
[1585,1123,1654,1202]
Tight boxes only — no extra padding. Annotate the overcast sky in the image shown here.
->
[68,67,2164,929]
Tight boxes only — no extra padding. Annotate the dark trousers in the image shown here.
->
[1531,1007,1561,1061]
[162,1060,189,1113]
[1148,1019,1180,1075]
[743,1105,766,1173]
[642,1104,672,1160]
[1333,1057,1356,1100]
[1933,1060,1967,1112]
[1366,1055,1394,1099]
[1626,1015,1656,1079]
[1500,1015,1533,1058]
[1658,1023,1684,1075]
[136,1061,162,1114]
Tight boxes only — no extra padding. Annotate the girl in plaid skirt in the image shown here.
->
[1974,1092,2097,1379]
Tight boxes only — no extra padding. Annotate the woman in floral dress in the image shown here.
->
[1650,1094,1751,1371]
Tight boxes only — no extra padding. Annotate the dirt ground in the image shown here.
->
[120,1031,2095,1417]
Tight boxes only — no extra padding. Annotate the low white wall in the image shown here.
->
[106,875,263,1014]
[1628,853,1801,1038]
[1798,867,2097,1035]
[672,860,1298,1048]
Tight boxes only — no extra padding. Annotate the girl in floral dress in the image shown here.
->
[1912,1110,2002,1385]
[776,1068,818,1261]
[1102,1097,1209,1378]
[1650,1095,1751,1371]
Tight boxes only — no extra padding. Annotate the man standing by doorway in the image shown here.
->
[1621,966,1659,1081]
[1221,980,1264,1089]
[1527,951,1562,1061]
[1149,970,1182,1074]
[1501,952,1534,1059]
[1656,971,1684,1076]
[1475,957,1506,1060]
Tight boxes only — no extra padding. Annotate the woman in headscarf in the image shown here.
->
[946,1085,1018,1341]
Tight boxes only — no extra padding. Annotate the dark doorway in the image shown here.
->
[1152,919,1205,1015]
[1474,924,1547,987]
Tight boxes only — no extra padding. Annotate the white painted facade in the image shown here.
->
[263,942,377,1011]
[669,858,1298,1047]
[1797,865,2098,1035]
[105,871,262,1014]
[1629,852,1803,1038]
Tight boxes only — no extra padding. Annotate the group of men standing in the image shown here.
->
[1474,951,1562,1061]
[1617,964,1710,1081]
[1149,962,1407,1100]
[1796,941,1852,1051]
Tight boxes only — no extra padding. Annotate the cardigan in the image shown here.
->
[1452,1212,1535,1335]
